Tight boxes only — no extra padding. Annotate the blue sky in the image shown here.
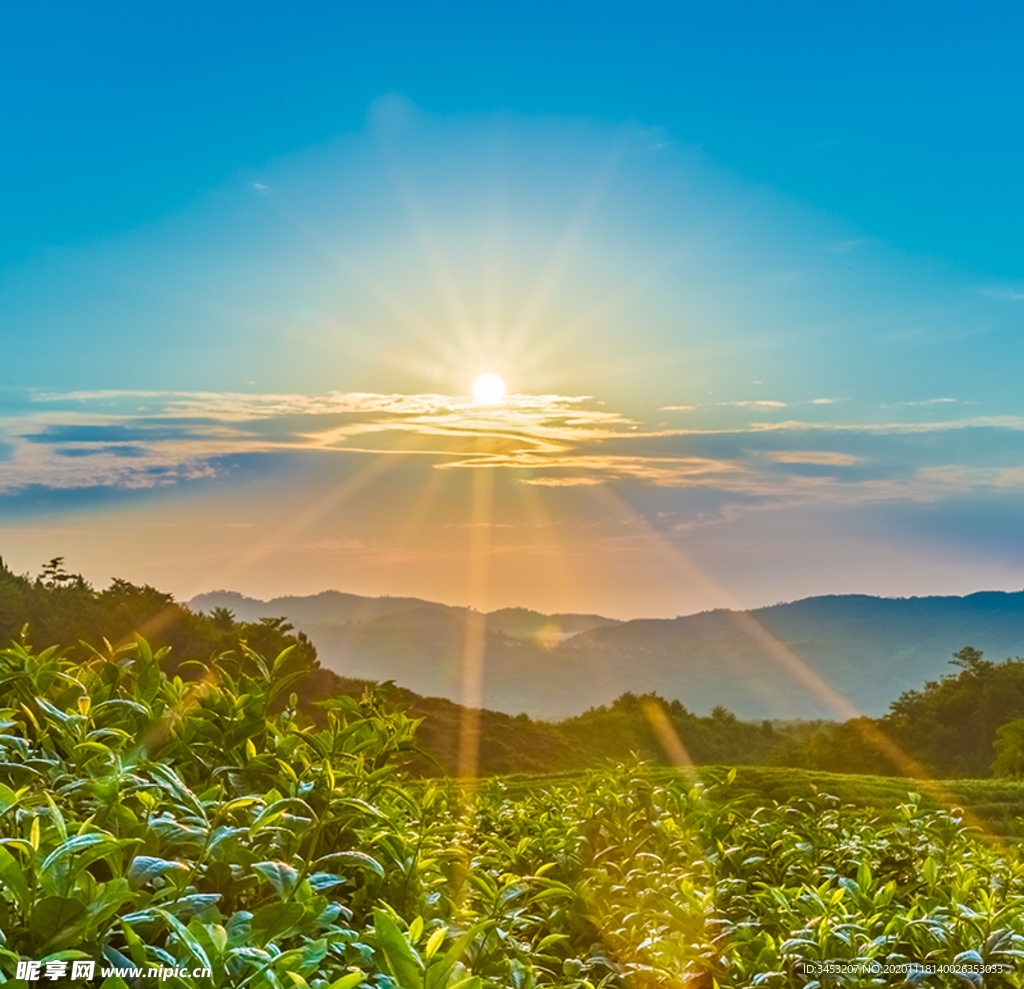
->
[1,1,1023,617]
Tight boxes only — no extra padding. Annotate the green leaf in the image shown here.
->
[121,920,150,968]
[163,894,222,918]
[40,832,114,874]
[147,763,207,819]
[537,933,569,950]
[250,902,306,946]
[307,872,344,892]
[250,798,315,832]
[92,698,152,719]
[0,845,30,910]
[220,796,262,814]
[0,782,19,815]
[35,696,73,725]
[137,662,161,704]
[226,910,253,948]
[153,907,214,970]
[325,973,365,989]
[101,945,137,971]
[424,927,447,961]
[314,850,385,879]
[84,878,134,930]
[31,896,88,944]
[373,907,423,989]
[431,919,494,988]
[127,855,190,887]
[147,817,208,849]
[254,860,300,898]
[266,670,309,707]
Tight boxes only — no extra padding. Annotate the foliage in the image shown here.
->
[5,559,1024,784]
[348,684,826,778]
[761,648,1024,780]
[881,647,1024,778]
[0,635,421,986]
[3,635,1024,987]
[0,557,318,678]
[554,693,786,767]
[993,720,1024,780]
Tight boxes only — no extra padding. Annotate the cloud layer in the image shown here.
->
[5,388,1024,521]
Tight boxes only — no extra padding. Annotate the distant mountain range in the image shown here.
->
[188,589,1024,720]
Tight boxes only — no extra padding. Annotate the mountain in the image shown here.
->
[189,590,619,639]
[188,589,1024,720]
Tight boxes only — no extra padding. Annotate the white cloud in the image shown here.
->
[5,389,1024,523]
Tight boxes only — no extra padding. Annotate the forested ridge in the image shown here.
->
[3,558,1024,779]
[193,587,1024,720]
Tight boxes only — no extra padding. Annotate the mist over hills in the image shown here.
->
[188,590,619,639]
[188,589,1024,720]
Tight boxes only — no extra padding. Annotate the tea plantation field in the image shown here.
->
[2,639,1024,987]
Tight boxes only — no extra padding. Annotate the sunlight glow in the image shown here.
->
[472,373,506,404]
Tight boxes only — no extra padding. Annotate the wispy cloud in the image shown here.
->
[745,415,1024,434]
[766,451,859,466]
[918,465,1024,490]
[520,476,605,487]
[0,388,649,494]
[4,389,1024,529]
[883,398,956,408]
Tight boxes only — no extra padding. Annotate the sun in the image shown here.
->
[472,373,506,404]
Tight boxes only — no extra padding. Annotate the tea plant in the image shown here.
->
[2,637,1024,988]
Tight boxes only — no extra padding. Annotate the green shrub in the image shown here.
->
[2,637,1024,988]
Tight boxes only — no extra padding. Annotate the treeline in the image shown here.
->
[3,557,1024,778]
[321,651,1024,780]
[0,556,318,677]
[307,684,826,777]
[545,647,1024,780]
[801,646,1024,778]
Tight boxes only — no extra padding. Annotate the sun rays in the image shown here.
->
[1,115,1009,848]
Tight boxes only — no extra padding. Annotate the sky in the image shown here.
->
[1,1,1023,620]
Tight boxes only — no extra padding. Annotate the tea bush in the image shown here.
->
[2,638,1024,988]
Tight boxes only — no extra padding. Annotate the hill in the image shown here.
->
[188,589,618,640]
[190,588,1024,720]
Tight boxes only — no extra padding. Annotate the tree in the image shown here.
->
[882,647,1024,777]
[992,718,1024,778]
[38,557,85,588]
